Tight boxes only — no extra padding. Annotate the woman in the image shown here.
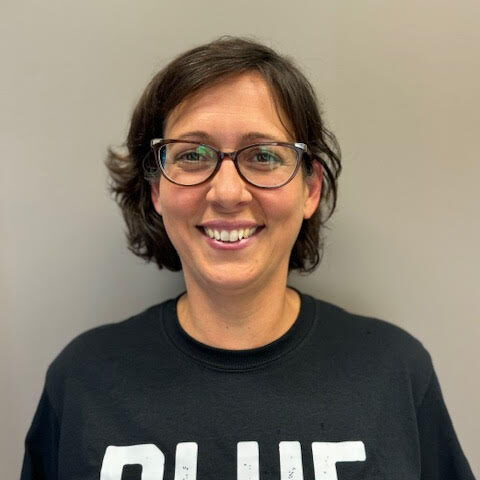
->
[21,37,474,479]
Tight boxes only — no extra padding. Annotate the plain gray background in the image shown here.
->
[1,0,479,477]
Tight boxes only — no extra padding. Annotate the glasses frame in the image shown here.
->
[150,138,309,189]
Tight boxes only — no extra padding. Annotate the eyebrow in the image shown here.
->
[175,131,284,143]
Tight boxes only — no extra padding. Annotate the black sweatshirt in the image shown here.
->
[21,292,475,479]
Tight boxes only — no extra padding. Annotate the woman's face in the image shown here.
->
[151,71,322,293]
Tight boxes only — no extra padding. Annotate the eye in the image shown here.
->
[256,151,279,163]
[175,145,213,162]
[168,144,217,172]
[178,151,201,161]
[244,146,283,169]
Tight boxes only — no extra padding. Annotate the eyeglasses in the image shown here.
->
[150,139,308,189]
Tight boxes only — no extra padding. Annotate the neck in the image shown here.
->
[177,275,300,350]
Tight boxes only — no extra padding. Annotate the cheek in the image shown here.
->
[261,190,306,231]
[158,183,203,228]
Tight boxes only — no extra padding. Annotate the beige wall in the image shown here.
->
[1,0,478,476]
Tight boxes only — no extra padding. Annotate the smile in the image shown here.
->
[203,227,258,243]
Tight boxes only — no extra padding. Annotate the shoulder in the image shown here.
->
[303,293,427,349]
[44,299,174,397]
[303,293,434,405]
[311,294,427,352]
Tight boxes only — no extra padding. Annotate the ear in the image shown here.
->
[303,161,323,219]
[150,180,162,216]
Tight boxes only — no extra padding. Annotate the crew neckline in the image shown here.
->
[161,290,317,371]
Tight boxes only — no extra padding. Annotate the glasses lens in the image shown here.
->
[159,142,217,185]
[237,144,298,187]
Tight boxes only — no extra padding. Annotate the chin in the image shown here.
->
[197,264,264,293]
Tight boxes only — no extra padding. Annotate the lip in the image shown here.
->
[204,235,257,250]
[197,224,264,251]
[198,220,263,230]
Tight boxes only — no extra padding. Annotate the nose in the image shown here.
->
[205,158,252,210]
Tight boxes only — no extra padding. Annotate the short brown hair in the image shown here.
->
[106,36,341,273]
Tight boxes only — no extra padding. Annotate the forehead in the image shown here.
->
[164,72,294,142]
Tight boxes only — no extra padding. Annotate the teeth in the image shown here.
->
[203,227,258,242]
